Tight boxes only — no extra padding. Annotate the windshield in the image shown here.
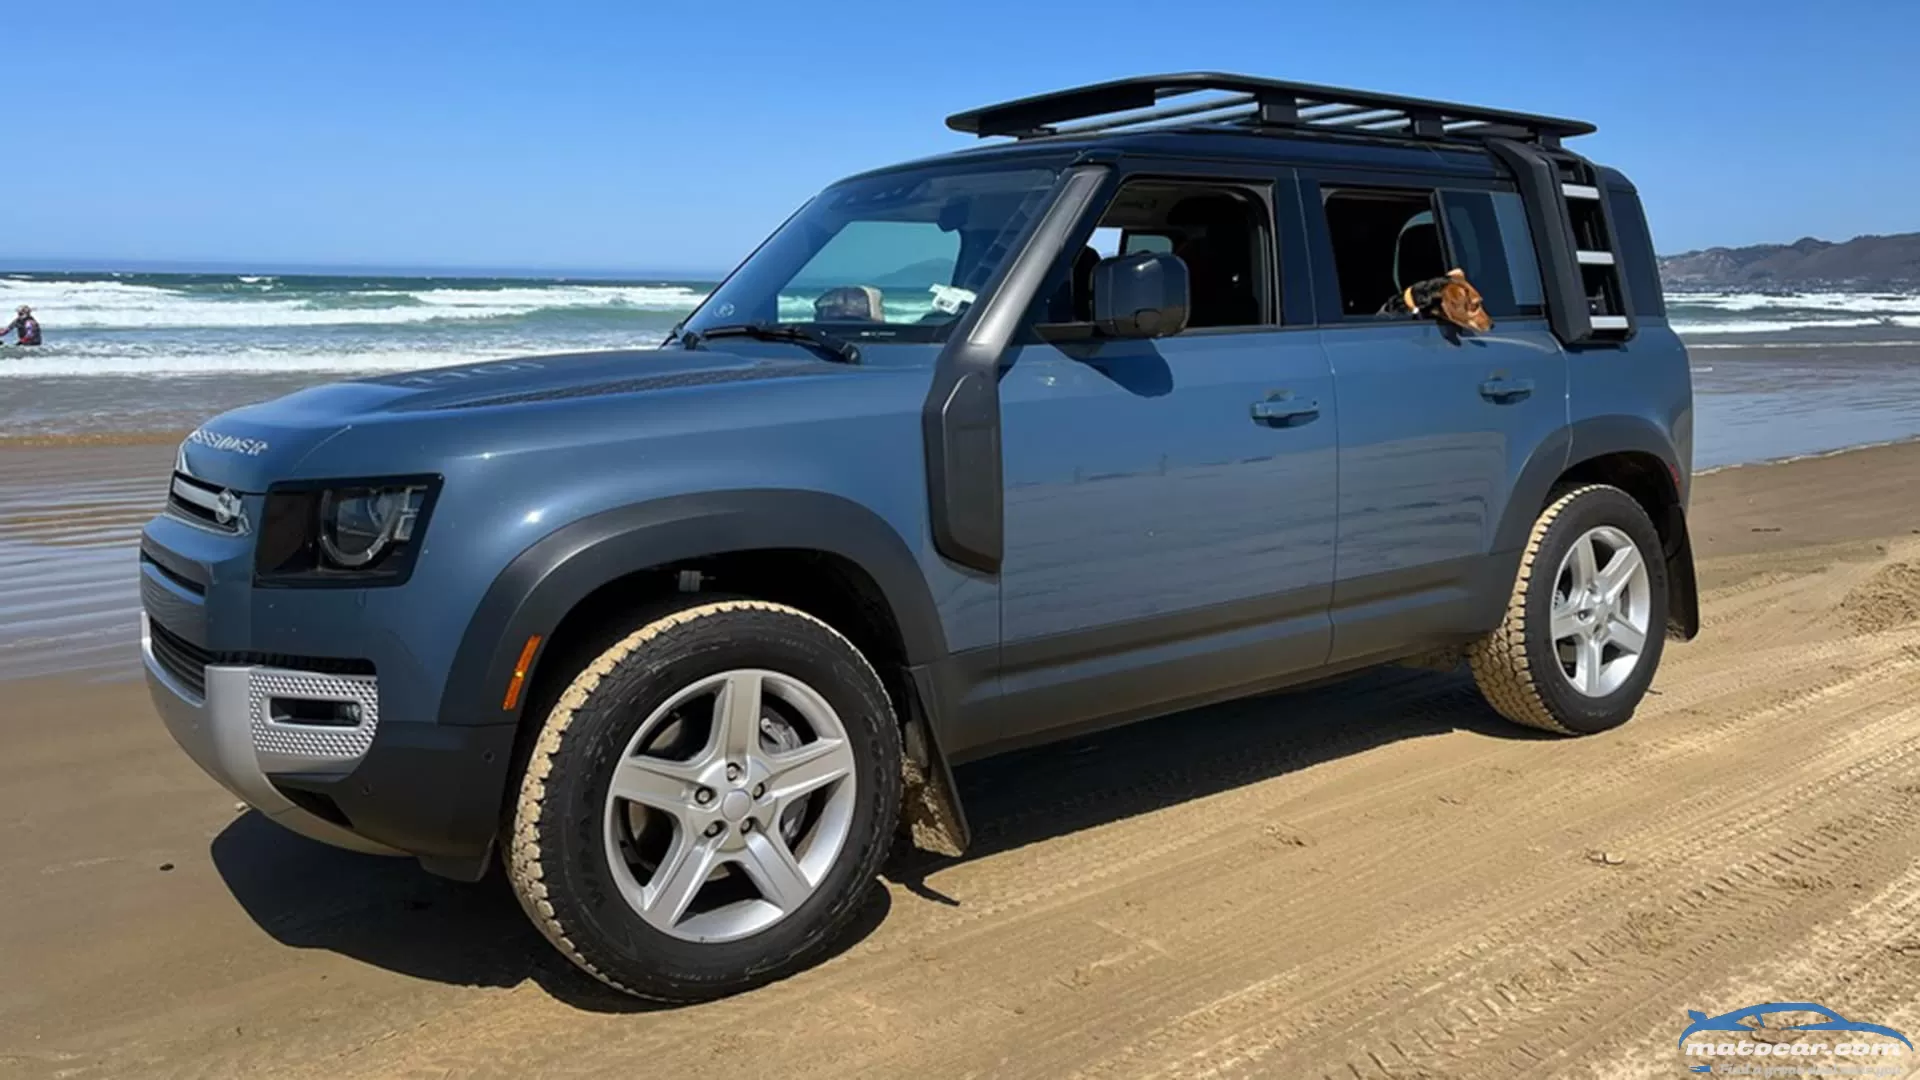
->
[683,164,1062,343]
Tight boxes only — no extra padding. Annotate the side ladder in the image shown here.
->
[1487,139,1635,347]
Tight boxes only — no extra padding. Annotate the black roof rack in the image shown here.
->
[946,72,1595,149]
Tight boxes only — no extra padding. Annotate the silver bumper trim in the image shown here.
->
[142,615,402,856]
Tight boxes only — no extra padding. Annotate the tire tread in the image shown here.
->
[1467,484,1617,735]
[505,599,893,1002]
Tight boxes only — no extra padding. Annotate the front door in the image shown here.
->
[986,171,1338,748]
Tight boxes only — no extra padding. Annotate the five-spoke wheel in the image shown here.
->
[507,600,901,1002]
[1472,484,1670,734]
[604,669,859,942]
[1549,524,1653,699]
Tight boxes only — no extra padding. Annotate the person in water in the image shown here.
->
[3,306,41,346]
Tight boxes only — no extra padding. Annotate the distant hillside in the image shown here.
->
[1660,232,1920,290]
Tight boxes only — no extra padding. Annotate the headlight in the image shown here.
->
[318,486,424,569]
[255,477,439,586]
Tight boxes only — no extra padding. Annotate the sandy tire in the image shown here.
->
[1470,484,1669,735]
[506,599,901,1002]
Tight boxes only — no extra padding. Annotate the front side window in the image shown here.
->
[684,165,1061,342]
[1041,179,1274,329]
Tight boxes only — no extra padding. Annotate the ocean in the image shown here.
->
[3,270,1919,468]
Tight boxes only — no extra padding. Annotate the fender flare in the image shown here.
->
[1492,415,1687,554]
[1489,415,1698,641]
[1492,422,1577,557]
[437,489,948,730]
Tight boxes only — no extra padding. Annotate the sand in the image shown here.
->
[4,440,1920,1079]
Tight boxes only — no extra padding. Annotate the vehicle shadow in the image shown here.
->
[887,665,1547,901]
[208,809,892,1015]
[209,665,1535,1010]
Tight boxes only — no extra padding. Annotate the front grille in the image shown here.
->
[148,619,376,698]
[149,619,211,696]
[140,551,206,596]
[167,472,243,533]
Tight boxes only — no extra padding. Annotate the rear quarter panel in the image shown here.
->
[1568,179,1693,502]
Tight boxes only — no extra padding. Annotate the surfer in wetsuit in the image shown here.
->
[3,306,41,346]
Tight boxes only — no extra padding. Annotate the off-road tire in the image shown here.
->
[1470,484,1669,735]
[506,599,902,1002]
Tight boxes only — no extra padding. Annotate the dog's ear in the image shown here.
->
[1446,268,1466,282]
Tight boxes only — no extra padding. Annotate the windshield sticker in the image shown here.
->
[929,284,976,315]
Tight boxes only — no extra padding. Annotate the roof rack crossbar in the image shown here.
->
[1320,109,1405,128]
[1295,103,1377,121]
[946,72,1594,148]
[1046,93,1258,137]
[1066,105,1264,139]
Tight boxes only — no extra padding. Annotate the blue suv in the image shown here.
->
[140,73,1698,1002]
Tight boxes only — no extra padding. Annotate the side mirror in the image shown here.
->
[1092,252,1189,339]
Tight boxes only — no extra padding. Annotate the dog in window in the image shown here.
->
[1381,269,1493,332]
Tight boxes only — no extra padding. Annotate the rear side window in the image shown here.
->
[1322,188,1446,317]
[1085,226,1174,258]
[1606,187,1667,318]
[1440,191,1544,318]
[1124,233,1174,255]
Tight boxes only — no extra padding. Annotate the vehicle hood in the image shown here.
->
[173,347,848,490]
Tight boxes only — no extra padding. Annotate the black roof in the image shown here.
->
[946,72,1595,150]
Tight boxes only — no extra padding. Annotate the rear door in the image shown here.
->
[1301,171,1570,663]
[985,165,1337,747]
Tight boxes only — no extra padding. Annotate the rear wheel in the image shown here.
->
[507,600,901,1001]
[1470,484,1669,734]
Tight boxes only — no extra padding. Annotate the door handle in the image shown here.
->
[1250,397,1321,426]
[1479,377,1534,403]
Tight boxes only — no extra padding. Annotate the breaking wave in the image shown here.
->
[0,275,711,331]
[1670,290,1920,335]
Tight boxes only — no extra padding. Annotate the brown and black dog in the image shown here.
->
[1381,268,1493,332]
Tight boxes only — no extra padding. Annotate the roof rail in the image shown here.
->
[946,72,1595,149]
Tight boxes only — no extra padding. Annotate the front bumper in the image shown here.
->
[143,614,404,855]
[140,497,522,879]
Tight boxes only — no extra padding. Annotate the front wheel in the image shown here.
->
[1470,484,1669,735]
[506,600,902,1002]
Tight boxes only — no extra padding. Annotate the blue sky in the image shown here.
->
[4,0,1910,274]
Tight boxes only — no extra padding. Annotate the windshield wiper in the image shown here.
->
[681,323,862,365]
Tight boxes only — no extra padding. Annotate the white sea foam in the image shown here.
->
[1688,338,1920,351]
[1668,289,1920,335]
[1673,315,1920,335]
[1672,291,1920,314]
[0,278,710,330]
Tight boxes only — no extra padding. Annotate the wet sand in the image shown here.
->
[0,444,170,683]
[4,441,1920,1079]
